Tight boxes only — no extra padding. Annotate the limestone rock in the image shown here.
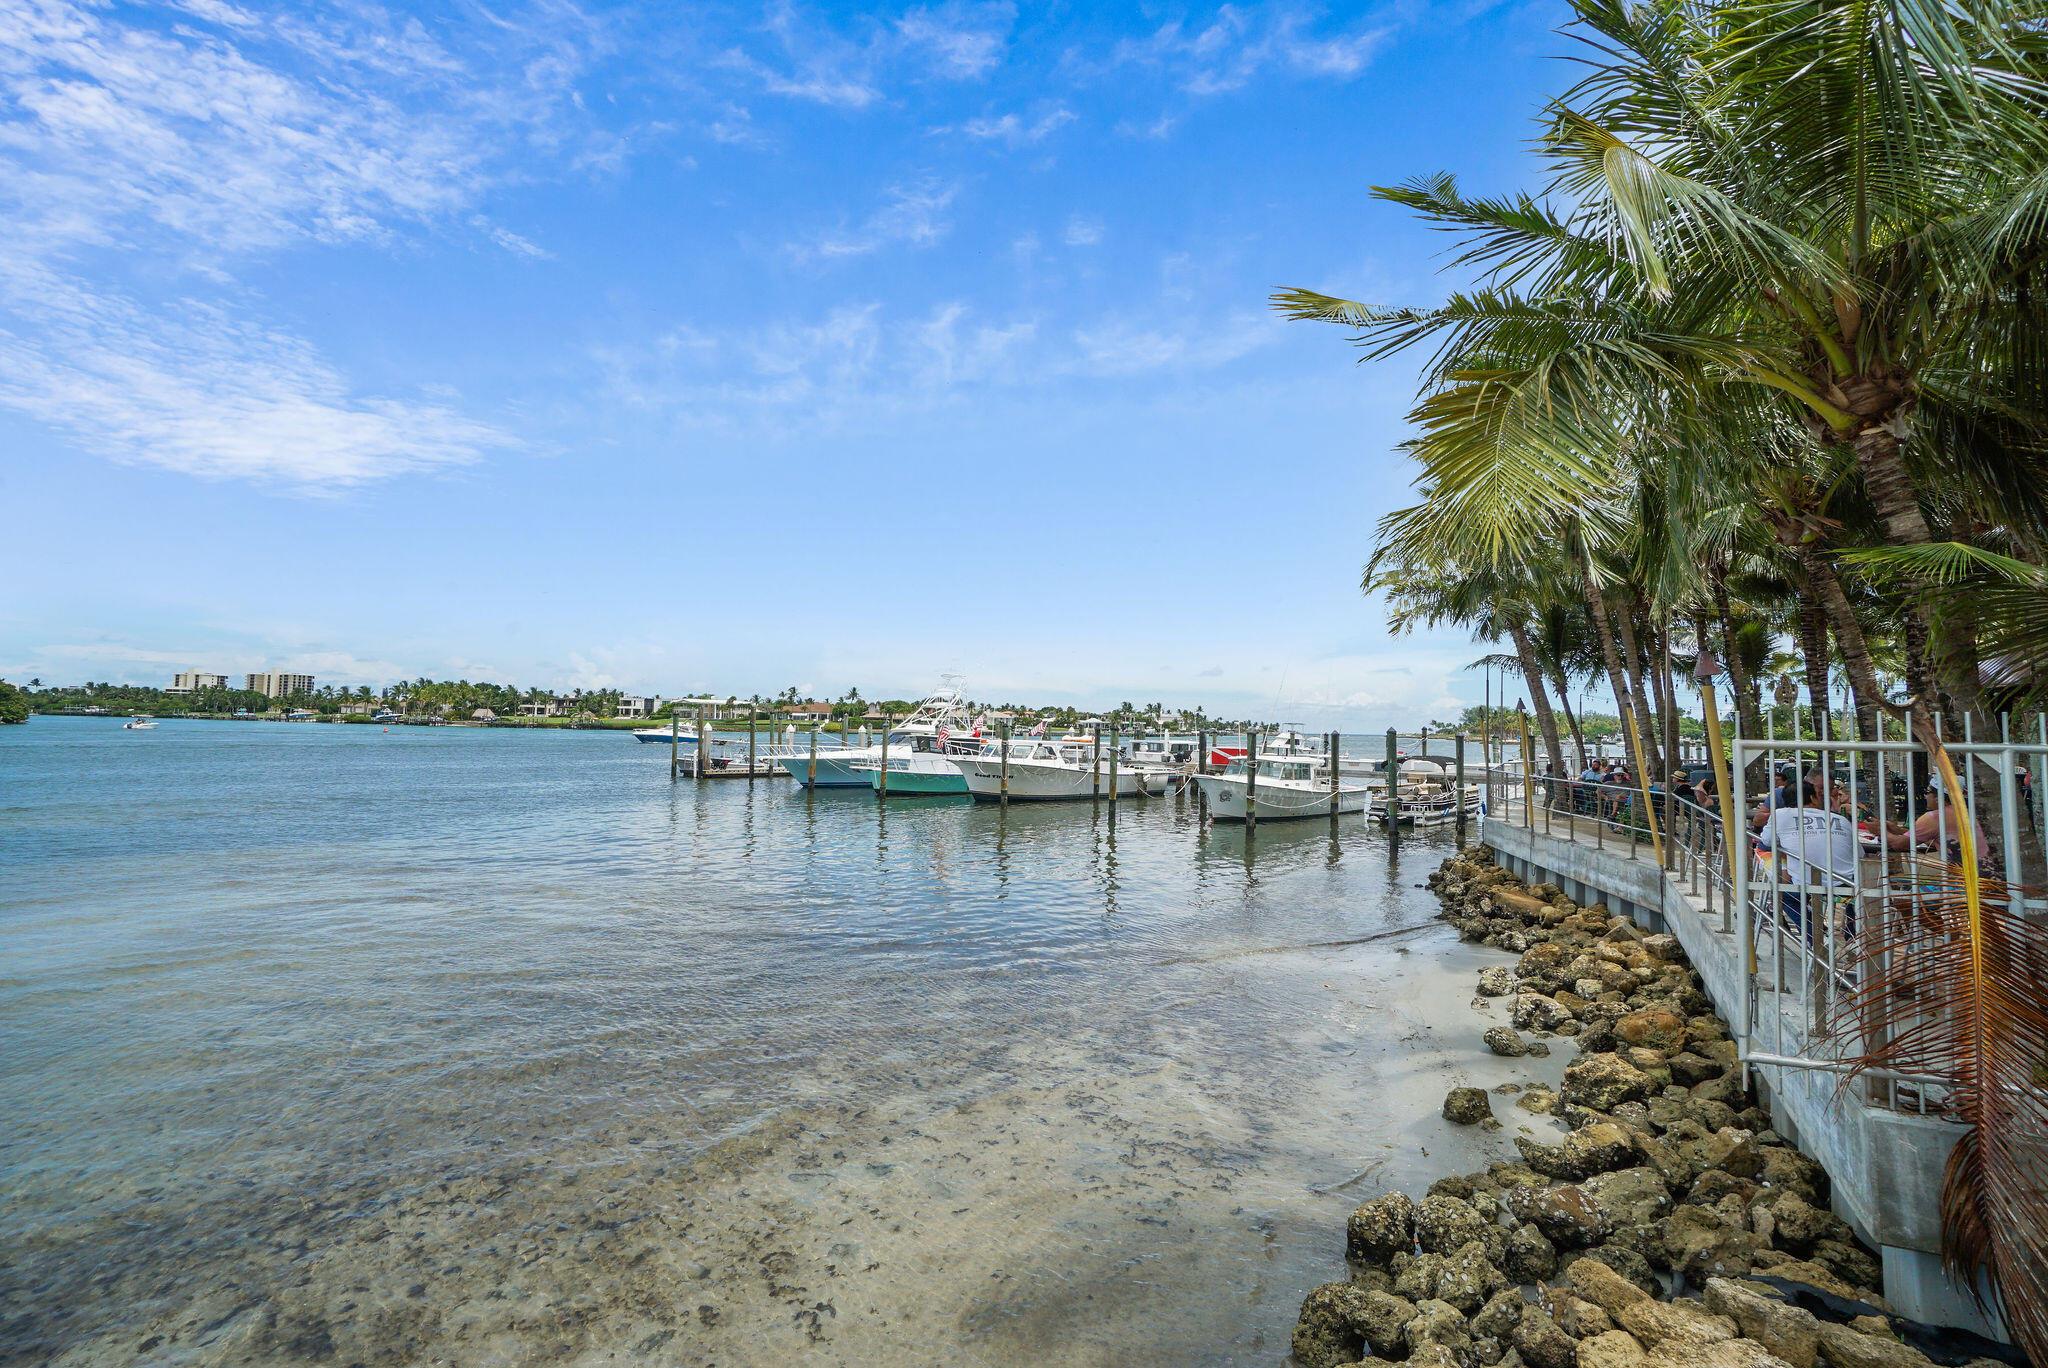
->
[1507,1183,1610,1249]
[1447,1087,1496,1125]
[1406,1298,1476,1366]
[1562,1054,1655,1111]
[1767,1193,1850,1255]
[1293,1280,1378,1368]
[1616,1297,1739,1354]
[1661,1203,1763,1279]
[1349,1191,1418,1261]
[1578,1330,1651,1368]
[1548,1289,1615,1339]
[1703,1278,1820,1368]
[1352,1289,1421,1359]
[1564,1257,1651,1316]
[1479,966,1516,996]
[1814,1322,1936,1368]
[1439,1240,1508,1314]
[1518,1087,1560,1115]
[1395,1252,1448,1303]
[1518,1123,1640,1181]
[1615,1008,1688,1054]
[1759,1148,1827,1205]
[1503,1222,1559,1284]
[1513,1305,1579,1368]
[1486,1025,1530,1057]
[1581,1167,1673,1229]
[1580,1245,1662,1298]
[1516,993,1577,1032]
[1700,1127,1765,1179]
[1418,1193,1492,1255]
[1472,1289,1526,1339]
[1669,1052,1725,1087]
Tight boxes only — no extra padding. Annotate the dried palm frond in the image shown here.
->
[1827,849,2048,1365]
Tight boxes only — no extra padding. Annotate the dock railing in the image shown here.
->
[1500,713,2047,1119]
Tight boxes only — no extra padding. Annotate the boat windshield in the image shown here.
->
[1259,759,1316,782]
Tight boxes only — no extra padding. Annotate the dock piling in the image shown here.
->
[747,709,756,782]
[1454,731,1468,845]
[1245,731,1259,833]
[1329,729,1341,819]
[670,710,680,781]
[878,715,890,800]
[1091,724,1102,804]
[1000,721,1010,806]
[807,724,818,787]
[1108,723,1120,814]
[1384,728,1400,848]
[696,712,708,781]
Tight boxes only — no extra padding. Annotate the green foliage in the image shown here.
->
[0,680,27,725]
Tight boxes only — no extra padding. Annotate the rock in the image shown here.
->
[1528,1040,1554,1058]
[1661,1204,1764,1279]
[1479,966,1516,996]
[1512,1305,1579,1368]
[1293,1281,1379,1368]
[1352,1290,1421,1359]
[1349,1192,1419,1261]
[1616,1009,1688,1054]
[1396,1252,1448,1302]
[1617,1298,1739,1355]
[1518,1087,1560,1115]
[1669,1052,1725,1087]
[1516,994,1577,1032]
[1503,1222,1559,1284]
[1407,1298,1476,1366]
[1548,1289,1615,1338]
[1565,1257,1652,1316]
[1581,1245,1663,1298]
[1509,1184,1609,1248]
[1764,1260,1869,1303]
[1700,1128,1765,1179]
[1640,934,1680,961]
[1485,1026,1530,1057]
[1440,1240,1508,1314]
[1810,1239,1879,1291]
[1814,1321,1936,1368]
[1767,1194,1850,1255]
[1578,1330,1651,1368]
[1581,1166,1673,1229]
[1691,1069,1751,1111]
[1418,1194,1492,1255]
[1704,1278,1821,1368]
[1562,1054,1655,1111]
[1447,1087,1496,1125]
[1472,1289,1525,1339]
[1760,1147,1827,1205]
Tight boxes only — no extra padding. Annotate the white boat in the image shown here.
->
[858,732,985,796]
[776,687,972,788]
[1195,750,1372,822]
[951,740,1165,801]
[632,726,701,745]
[1124,734,1199,775]
[1373,757,1484,825]
[122,716,158,730]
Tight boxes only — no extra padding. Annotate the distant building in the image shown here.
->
[246,672,315,698]
[616,695,662,720]
[780,701,832,721]
[669,697,755,721]
[471,708,497,722]
[519,698,568,718]
[167,671,229,694]
[339,702,376,716]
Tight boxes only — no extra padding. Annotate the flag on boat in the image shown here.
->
[937,724,950,747]
[1030,719,1046,736]
[973,712,990,730]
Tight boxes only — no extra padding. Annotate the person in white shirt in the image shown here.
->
[1755,777,1860,935]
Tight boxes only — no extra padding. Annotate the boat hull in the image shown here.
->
[955,759,1157,801]
[1194,773,1370,822]
[866,763,970,796]
[633,728,700,744]
[779,751,878,787]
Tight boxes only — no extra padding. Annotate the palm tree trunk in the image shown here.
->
[1580,550,1658,781]
[1612,590,1667,778]
[1710,564,1763,744]
[1552,669,1586,765]
[1507,618,1568,783]
[1795,579,1832,740]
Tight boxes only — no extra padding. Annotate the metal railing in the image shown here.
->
[1491,713,2047,1118]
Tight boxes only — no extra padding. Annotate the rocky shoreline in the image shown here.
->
[1290,848,2012,1368]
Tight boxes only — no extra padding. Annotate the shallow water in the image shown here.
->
[0,717,1554,1366]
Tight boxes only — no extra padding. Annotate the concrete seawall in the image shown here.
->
[1480,815,2007,1341]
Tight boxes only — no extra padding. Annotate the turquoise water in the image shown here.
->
[0,716,1505,1366]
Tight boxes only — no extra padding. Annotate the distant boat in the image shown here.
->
[1196,749,1372,822]
[122,716,157,730]
[632,726,701,745]
[951,739,1164,801]
[856,732,984,796]
[775,686,971,787]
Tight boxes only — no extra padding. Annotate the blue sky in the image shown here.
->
[0,0,1566,726]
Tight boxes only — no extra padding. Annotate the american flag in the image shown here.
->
[937,724,950,747]
[1030,719,1046,737]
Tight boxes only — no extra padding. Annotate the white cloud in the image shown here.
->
[1062,215,1104,247]
[788,178,959,262]
[955,104,1074,146]
[0,268,518,488]
[1068,311,1275,376]
[473,217,553,259]
[897,3,1012,78]
[1108,9,1389,95]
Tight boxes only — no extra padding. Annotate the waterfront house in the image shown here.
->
[616,695,662,720]
[779,702,833,722]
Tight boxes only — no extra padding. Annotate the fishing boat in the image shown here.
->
[775,687,972,788]
[1124,734,1199,774]
[632,725,700,745]
[122,716,158,730]
[951,739,1165,801]
[1194,750,1372,822]
[857,729,987,796]
[1373,757,1484,826]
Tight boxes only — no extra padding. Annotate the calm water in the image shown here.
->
[0,717,1533,1367]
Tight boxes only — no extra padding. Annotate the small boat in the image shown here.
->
[859,733,984,796]
[1374,758,1484,825]
[951,739,1164,801]
[632,726,701,745]
[1195,750,1372,822]
[122,716,158,730]
[1125,734,1199,773]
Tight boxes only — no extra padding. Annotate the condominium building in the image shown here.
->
[246,672,316,698]
[616,695,662,720]
[167,671,229,694]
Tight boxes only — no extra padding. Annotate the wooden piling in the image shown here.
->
[1091,724,1102,803]
[1384,728,1400,846]
[1000,721,1010,806]
[878,715,889,799]
[696,712,708,780]
[747,709,756,781]
[807,723,818,786]
[1454,731,1468,845]
[670,709,680,781]
[1328,729,1340,818]
[1107,723,1120,811]
[1245,731,1259,832]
